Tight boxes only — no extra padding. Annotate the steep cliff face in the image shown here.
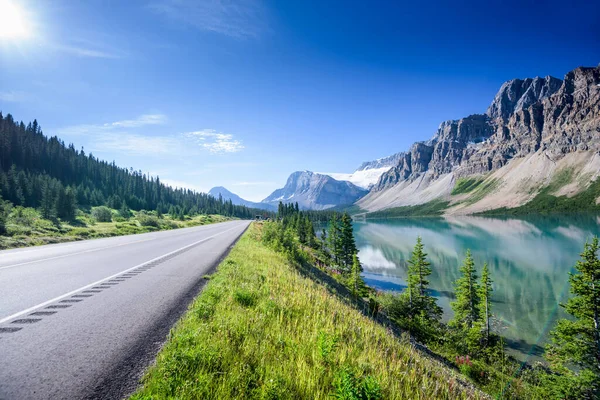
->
[263,171,367,210]
[360,66,600,213]
[486,76,562,121]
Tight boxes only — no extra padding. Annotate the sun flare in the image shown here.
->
[0,0,31,39]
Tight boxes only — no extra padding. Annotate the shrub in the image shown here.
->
[136,211,160,227]
[91,206,112,222]
[332,367,382,400]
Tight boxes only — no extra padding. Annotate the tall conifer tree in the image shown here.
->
[450,250,480,330]
[546,237,600,398]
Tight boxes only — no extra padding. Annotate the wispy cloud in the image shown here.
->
[51,43,122,59]
[94,133,180,155]
[185,129,245,154]
[149,0,267,39]
[56,115,244,156]
[0,91,29,103]
[56,114,167,136]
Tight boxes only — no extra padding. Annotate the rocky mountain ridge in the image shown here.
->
[359,65,600,213]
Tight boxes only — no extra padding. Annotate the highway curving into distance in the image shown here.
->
[0,220,250,400]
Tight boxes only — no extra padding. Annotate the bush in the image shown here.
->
[91,206,112,222]
[332,367,382,400]
[136,211,160,227]
[8,206,38,227]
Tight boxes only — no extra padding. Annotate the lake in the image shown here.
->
[351,214,600,361]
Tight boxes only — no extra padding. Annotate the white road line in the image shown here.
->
[0,221,238,271]
[0,223,245,324]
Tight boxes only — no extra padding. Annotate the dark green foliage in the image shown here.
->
[545,237,600,398]
[56,186,77,221]
[0,195,9,235]
[119,202,132,219]
[451,177,484,195]
[91,206,112,222]
[328,213,342,266]
[365,199,450,218]
[349,254,369,299]
[339,213,357,272]
[0,113,269,226]
[380,237,442,342]
[479,263,493,345]
[450,250,480,331]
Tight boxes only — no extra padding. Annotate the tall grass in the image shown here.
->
[131,224,483,399]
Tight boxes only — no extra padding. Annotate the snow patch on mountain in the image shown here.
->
[323,166,393,189]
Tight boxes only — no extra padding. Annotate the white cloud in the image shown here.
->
[149,0,267,39]
[56,115,243,156]
[185,129,245,154]
[0,90,29,103]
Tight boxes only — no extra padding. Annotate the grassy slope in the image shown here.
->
[480,175,600,216]
[0,210,230,250]
[131,224,482,400]
[365,199,450,218]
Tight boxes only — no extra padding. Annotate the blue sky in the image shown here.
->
[1,0,598,201]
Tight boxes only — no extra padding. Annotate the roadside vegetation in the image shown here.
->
[135,203,600,399]
[0,113,273,249]
[132,221,481,400]
[0,203,230,249]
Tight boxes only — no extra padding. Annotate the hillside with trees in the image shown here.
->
[0,113,270,247]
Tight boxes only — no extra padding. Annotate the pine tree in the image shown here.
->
[401,237,442,340]
[450,250,480,330]
[545,237,600,398]
[407,237,431,298]
[339,212,357,273]
[327,214,342,267]
[349,253,368,299]
[119,201,131,219]
[321,228,327,252]
[56,186,77,221]
[40,181,56,220]
[0,195,8,235]
[479,263,493,344]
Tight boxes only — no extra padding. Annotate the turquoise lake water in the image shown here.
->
[350,214,600,361]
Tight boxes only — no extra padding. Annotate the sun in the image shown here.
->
[0,0,31,39]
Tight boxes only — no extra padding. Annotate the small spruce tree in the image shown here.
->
[339,212,357,273]
[479,262,493,345]
[450,250,480,330]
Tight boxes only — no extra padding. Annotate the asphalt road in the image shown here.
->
[0,220,250,400]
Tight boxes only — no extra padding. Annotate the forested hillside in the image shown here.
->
[0,112,262,219]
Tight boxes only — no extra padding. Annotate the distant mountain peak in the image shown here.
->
[262,170,367,210]
[208,186,276,211]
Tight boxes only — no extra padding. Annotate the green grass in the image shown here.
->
[365,199,451,218]
[0,207,231,250]
[131,224,482,400]
[451,177,485,195]
[480,176,600,216]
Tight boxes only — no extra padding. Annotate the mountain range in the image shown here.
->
[216,65,600,215]
[208,187,276,212]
